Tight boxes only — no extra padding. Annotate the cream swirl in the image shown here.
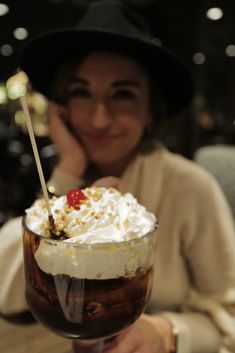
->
[26,187,157,243]
[26,187,157,279]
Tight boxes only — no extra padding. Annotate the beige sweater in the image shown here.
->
[1,146,235,353]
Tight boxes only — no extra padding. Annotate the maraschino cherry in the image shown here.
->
[66,189,86,209]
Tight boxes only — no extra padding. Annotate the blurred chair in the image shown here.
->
[194,145,235,218]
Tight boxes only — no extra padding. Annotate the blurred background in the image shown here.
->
[0,0,234,224]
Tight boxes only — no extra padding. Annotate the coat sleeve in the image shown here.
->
[47,167,84,195]
[0,217,28,315]
[163,169,235,353]
[0,167,83,315]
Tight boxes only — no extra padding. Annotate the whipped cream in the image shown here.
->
[25,187,157,279]
[26,187,157,243]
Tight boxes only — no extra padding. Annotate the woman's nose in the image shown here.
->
[90,100,112,129]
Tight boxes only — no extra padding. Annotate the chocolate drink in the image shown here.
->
[23,187,157,341]
[23,225,154,339]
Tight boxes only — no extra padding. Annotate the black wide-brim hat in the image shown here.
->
[19,0,194,117]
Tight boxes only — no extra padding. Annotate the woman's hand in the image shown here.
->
[104,314,175,353]
[48,102,89,178]
[92,177,128,193]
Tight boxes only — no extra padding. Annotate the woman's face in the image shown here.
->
[65,51,151,167]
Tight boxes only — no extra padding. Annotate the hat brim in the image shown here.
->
[20,29,194,116]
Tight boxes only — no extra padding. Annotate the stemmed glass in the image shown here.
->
[22,215,157,353]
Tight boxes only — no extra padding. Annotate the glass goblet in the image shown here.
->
[22,216,157,352]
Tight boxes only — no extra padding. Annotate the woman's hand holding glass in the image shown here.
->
[105,314,175,353]
[48,102,89,178]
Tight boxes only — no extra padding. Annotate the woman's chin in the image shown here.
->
[88,151,134,176]
[90,154,120,165]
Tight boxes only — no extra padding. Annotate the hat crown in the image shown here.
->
[20,0,194,116]
[78,0,151,40]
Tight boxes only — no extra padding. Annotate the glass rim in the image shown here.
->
[22,214,158,248]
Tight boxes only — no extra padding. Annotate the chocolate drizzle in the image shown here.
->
[48,214,67,240]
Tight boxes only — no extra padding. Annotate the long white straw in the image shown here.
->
[19,94,53,219]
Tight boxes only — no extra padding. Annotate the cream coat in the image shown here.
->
[1,147,235,353]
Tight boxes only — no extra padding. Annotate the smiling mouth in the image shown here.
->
[82,132,119,145]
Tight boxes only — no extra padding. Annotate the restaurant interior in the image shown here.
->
[1,1,235,352]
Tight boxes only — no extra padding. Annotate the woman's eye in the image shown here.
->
[68,87,91,98]
[113,90,135,100]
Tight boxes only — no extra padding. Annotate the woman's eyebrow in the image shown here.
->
[70,77,89,85]
[69,77,143,89]
[112,80,142,88]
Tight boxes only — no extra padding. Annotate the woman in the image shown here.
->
[1,1,235,352]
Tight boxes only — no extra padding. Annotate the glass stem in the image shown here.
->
[72,339,105,353]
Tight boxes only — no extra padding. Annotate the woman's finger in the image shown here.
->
[92,177,128,193]
[104,331,139,353]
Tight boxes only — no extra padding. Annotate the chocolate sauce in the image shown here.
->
[23,227,153,339]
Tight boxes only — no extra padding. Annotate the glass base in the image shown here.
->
[71,336,117,353]
[72,339,105,353]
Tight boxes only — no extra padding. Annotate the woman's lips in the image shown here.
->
[82,132,119,146]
